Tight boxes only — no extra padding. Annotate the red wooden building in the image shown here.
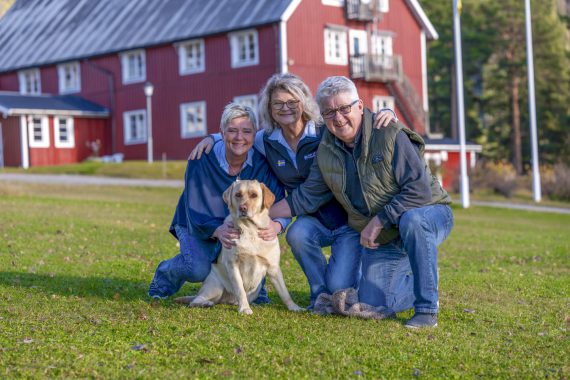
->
[0,0,479,188]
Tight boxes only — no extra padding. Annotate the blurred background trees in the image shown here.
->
[422,0,570,174]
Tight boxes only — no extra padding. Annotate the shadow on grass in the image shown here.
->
[0,271,151,301]
[0,271,312,307]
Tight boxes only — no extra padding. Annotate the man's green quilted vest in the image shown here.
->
[317,108,451,244]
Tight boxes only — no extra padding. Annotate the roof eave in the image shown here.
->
[405,0,439,40]
[6,108,110,118]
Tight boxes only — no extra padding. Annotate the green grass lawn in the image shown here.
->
[0,181,568,379]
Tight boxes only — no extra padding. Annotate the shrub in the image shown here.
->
[470,160,518,198]
[541,162,570,201]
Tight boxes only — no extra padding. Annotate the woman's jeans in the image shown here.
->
[286,216,362,307]
[359,204,454,314]
[148,226,269,302]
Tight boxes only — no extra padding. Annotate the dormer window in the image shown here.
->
[120,50,146,84]
[178,39,205,75]
[58,62,81,94]
[229,29,259,68]
[18,69,41,95]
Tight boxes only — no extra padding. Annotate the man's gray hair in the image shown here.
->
[316,76,359,108]
[220,102,258,133]
[258,73,322,133]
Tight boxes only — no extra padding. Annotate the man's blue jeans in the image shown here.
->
[286,216,362,307]
[359,204,454,314]
[148,226,269,302]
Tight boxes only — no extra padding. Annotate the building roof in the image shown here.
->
[0,92,109,117]
[0,0,294,73]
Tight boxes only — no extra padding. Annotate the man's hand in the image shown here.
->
[360,216,383,249]
[212,221,240,248]
[373,109,398,129]
[258,221,282,241]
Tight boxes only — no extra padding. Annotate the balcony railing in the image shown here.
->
[345,0,375,21]
[349,54,402,83]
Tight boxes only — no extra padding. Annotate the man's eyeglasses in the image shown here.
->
[321,99,359,119]
[271,99,300,110]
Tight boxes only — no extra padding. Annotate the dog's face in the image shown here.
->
[223,180,275,219]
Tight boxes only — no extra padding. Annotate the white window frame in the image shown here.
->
[18,69,41,95]
[378,0,389,13]
[180,101,207,139]
[349,29,368,56]
[177,39,205,75]
[371,33,394,68]
[120,49,146,84]
[233,94,258,111]
[27,116,49,148]
[229,29,259,68]
[322,0,343,6]
[54,117,75,148]
[372,95,395,113]
[123,110,147,145]
[324,27,348,65]
[57,62,81,94]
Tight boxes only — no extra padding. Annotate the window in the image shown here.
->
[123,110,147,145]
[229,29,259,68]
[378,0,389,13]
[180,101,207,139]
[373,95,395,113]
[324,28,348,65]
[57,62,81,94]
[371,33,393,68]
[27,116,49,148]
[178,39,205,75]
[233,94,258,111]
[18,69,41,95]
[54,117,75,148]
[120,50,146,84]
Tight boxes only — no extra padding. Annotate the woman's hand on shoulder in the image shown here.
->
[373,109,398,130]
[213,221,240,248]
[188,136,215,160]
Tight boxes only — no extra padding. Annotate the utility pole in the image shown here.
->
[525,0,541,202]
[453,0,470,208]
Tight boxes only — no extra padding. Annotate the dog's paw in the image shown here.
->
[174,296,195,305]
[288,304,305,312]
[238,307,253,315]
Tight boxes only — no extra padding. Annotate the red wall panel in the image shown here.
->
[27,116,108,167]
[1,116,22,167]
[0,72,19,91]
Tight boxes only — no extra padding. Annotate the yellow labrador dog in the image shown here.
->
[175,180,302,315]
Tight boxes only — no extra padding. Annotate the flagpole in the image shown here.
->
[525,0,541,202]
[453,0,470,208]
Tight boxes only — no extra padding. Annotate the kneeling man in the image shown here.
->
[271,76,453,328]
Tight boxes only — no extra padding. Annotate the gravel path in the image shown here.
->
[2,173,569,214]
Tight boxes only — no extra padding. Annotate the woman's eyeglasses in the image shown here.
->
[271,99,300,110]
[321,99,359,119]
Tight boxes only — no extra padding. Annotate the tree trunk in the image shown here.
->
[450,63,458,140]
[510,74,523,174]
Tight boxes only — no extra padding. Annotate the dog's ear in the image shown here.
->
[260,183,275,210]
[223,182,235,208]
